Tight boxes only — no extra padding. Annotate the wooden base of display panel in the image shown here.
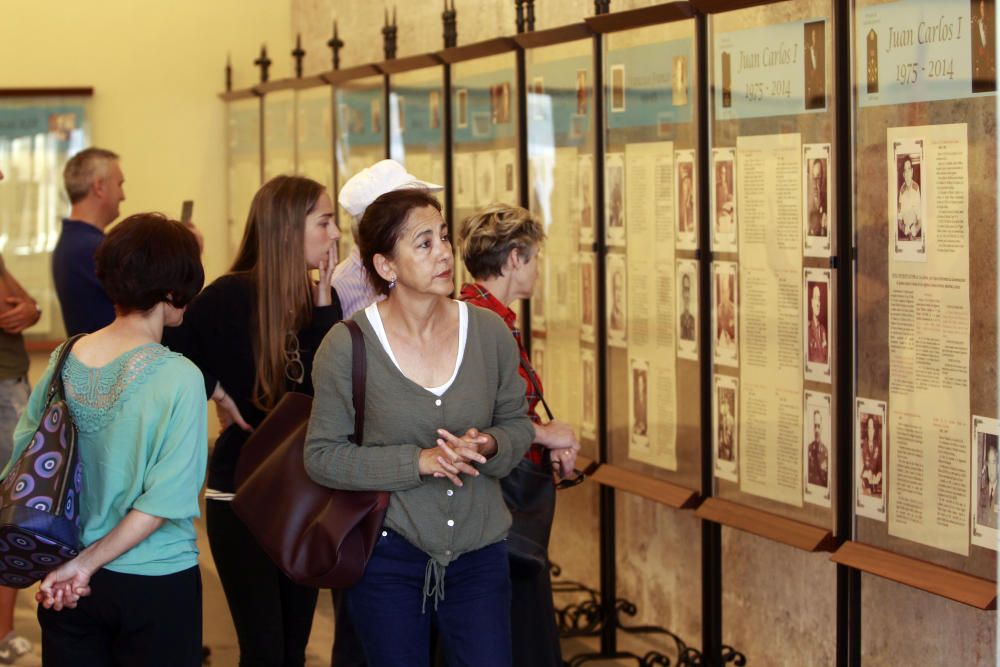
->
[695,497,837,552]
[590,463,700,509]
[831,541,997,610]
[585,2,694,33]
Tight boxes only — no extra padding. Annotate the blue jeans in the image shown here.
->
[346,530,511,667]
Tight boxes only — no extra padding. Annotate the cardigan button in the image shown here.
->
[446,519,455,527]
[446,489,454,497]
[435,398,442,406]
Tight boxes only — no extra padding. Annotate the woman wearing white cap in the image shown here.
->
[333,160,443,318]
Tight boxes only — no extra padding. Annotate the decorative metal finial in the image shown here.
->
[515,0,525,34]
[383,7,398,60]
[254,44,272,84]
[442,0,458,49]
[327,21,344,70]
[292,34,306,78]
[225,53,232,92]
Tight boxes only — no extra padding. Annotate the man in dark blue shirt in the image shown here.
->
[52,147,124,335]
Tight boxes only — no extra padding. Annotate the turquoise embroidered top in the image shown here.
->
[4,342,207,576]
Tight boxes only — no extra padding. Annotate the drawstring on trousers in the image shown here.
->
[422,558,446,613]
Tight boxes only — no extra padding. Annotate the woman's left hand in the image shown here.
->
[435,428,497,464]
[36,559,93,611]
[313,246,336,307]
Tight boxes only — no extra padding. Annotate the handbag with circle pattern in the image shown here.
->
[0,335,84,588]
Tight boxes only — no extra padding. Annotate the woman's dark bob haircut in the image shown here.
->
[95,213,205,314]
[358,188,443,296]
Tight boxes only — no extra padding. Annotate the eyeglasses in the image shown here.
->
[285,332,305,385]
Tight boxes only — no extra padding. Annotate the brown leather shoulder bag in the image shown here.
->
[232,320,389,589]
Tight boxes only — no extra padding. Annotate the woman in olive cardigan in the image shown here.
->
[305,188,533,667]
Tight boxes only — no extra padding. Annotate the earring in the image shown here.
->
[388,276,397,290]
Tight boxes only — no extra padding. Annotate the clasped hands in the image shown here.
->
[35,558,93,612]
[418,428,497,487]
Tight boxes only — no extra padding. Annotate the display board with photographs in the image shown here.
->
[708,0,838,528]
[603,20,702,491]
[450,52,520,292]
[0,95,90,340]
[525,37,596,461]
[263,89,297,182]
[227,96,263,260]
[389,66,446,210]
[336,75,388,259]
[854,0,997,578]
[296,85,334,202]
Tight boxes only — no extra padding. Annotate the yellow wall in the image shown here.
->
[1,0,294,280]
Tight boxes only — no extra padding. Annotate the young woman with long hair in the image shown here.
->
[164,175,342,666]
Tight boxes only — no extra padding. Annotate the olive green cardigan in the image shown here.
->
[304,304,534,566]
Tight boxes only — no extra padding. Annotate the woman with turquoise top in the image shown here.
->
[2,213,207,666]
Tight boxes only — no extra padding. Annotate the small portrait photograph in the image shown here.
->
[675,150,697,250]
[866,29,879,95]
[47,112,77,141]
[803,143,832,257]
[804,268,832,383]
[581,349,597,439]
[576,69,588,115]
[580,254,596,342]
[803,391,832,508]
[578,155,594,242]
[720,51,732,108]
[672,55,689,107]
[855,397,887,521]
[712,261,738,368]
[348,106,364,135]
[713,374,739,482]
[610,64,626,112]
[474,151,496,208]
[456,88,469,128]
[676,259,698,361]
[803,20,826,110]
[490,82,511,124]
[892,138,926,262]
[429,90,441,129]
[531,257,546,331]
[607,254,627,348]
[711,148,737,252]
[971,416,1000,549]
[532,76,546,120]
[605,153,626,246]
[496,149,517,199]
[971,0,997,93]
[453,152,475,209]
[472,111,491,138]
[370,98,382,134]
[630,358,650,449]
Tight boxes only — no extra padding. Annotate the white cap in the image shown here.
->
[338,159,443,219]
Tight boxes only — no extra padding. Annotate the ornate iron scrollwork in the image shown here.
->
[549,565,746,666]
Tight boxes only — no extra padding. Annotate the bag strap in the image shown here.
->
[45,334,86,406]
[519,358,554,422]
[343,320,367,446]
